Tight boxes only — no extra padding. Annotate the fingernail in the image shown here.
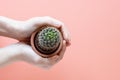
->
[54,23,61,27]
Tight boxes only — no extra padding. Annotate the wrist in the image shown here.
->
[0,43,24,67]
[0,16,24,40]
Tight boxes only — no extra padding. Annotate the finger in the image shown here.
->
[46,40,66,65]
[38,40,67,67]
[60,24,71,46]
[58,40,66,60]
[27,16,63,28]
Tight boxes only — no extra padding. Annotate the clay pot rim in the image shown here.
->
[30,26,63,58]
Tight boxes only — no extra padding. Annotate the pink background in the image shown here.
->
[0,0,120,80]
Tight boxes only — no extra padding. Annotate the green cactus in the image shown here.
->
[34,27,60,55]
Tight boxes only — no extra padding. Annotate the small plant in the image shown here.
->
[34,27,61,55]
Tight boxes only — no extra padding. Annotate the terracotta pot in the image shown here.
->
[30,25,63,58]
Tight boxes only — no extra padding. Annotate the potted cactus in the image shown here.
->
[31,25,63,58]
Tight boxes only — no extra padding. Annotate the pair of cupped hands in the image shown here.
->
[0,16,71,69]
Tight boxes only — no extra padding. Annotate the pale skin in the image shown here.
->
[0,16,71,69]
